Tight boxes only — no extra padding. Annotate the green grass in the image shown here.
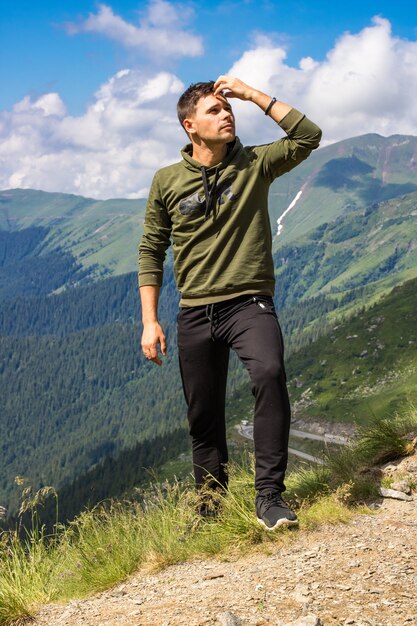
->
[1,409,416,625]
[287,276,417,425]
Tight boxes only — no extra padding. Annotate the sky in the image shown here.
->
[1,0,417,199]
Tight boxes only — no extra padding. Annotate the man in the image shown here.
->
[138,76,321,529]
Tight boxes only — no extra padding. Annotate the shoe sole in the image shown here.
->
[256,516,299,530]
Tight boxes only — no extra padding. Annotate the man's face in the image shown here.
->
[184,93,235,145]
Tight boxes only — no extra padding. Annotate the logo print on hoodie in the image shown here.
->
[178,175,238,216]
[178,192,205,216]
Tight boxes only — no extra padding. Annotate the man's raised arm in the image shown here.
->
[213,75,321,151]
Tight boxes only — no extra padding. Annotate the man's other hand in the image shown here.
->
[141,321,167,366]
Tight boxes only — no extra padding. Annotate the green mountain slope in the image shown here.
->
[0,189,146,276]
[273,190,417,314]
[17,275,416,525]
[269,133,417,245]
[0,270,414,521]
[286,277,417,424]
[0,226,91,298]
[0,270,178,336]
[0,268,247,516]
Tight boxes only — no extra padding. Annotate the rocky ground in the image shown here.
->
[33,454,417,626]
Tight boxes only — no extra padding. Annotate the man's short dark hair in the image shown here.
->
[177,81,215,127]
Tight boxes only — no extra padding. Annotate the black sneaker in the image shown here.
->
[197,491,223,518]
[256,491,298,530]
[178,495,221,543]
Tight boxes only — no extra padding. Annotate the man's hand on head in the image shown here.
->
[213,76,255,102]
[214,75,293,122]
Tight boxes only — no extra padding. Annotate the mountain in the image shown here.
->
[3,273,415,525]
[1,133,417,281]
[0,189,146,277]
[0,226,93,299]
[273,189,417,313]
[0,269,249,517]
[269,133,417,245]
[0,268,181,515]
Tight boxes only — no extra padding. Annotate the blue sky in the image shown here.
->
[1,0,416,114]
[1,0,417,198]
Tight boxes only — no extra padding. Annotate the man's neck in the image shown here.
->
[191,142,228,167]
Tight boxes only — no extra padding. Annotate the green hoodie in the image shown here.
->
[138,108,321,306]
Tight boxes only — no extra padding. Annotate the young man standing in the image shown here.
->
[138,76,321,529]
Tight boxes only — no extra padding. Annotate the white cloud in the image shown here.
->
[1,17,417,199]
[227,17,417,146]
[0,70,185,198]
[65,1,203,58]
[13,93,67,117]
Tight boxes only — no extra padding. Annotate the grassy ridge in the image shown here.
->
[0,410,415,625]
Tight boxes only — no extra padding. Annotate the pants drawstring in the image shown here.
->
[205,303,217,341]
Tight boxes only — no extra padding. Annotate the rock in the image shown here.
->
[132,595,144,605]
[382,464,398,472]
[290,591,310,604]
[290,583,311,605]
[217,611,244,626]
[285,615,323,626]
[391,480,411,494]
[379,487,413,501]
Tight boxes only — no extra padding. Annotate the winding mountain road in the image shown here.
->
[236,424,348,465]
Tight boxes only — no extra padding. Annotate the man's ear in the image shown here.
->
[183,118,195,135]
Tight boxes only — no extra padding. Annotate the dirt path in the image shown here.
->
[33,457,417,626]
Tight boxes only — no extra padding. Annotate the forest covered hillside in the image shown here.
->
[273,189,417,314]
[1,272,416,522]
[0,189,146,277]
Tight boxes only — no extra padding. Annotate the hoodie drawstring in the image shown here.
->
[201,166,220,219]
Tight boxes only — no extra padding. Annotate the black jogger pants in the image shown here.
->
[177,294,291,495]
